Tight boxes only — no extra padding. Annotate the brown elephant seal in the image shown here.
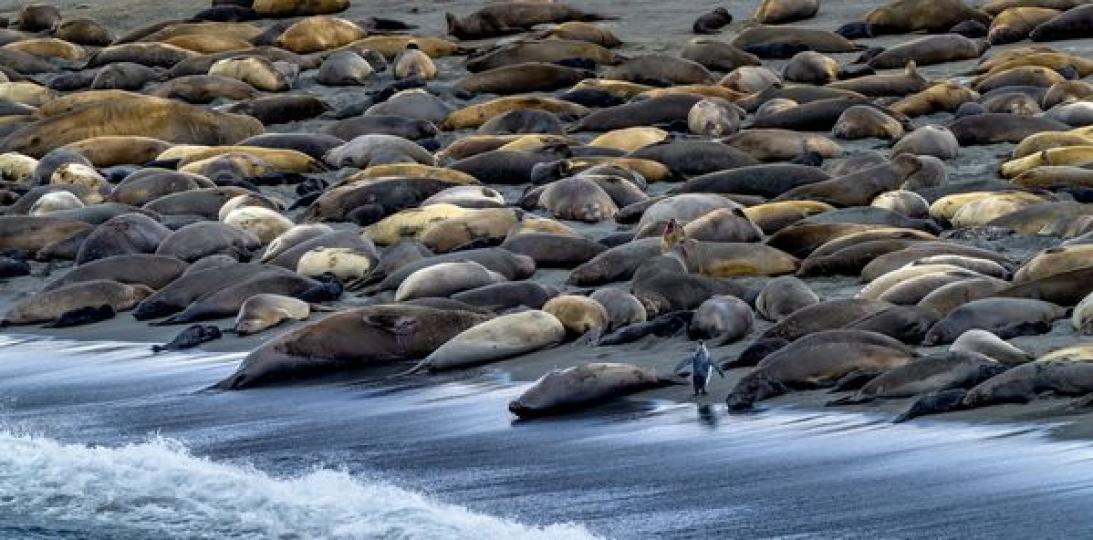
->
[75,213,171,264]
[720,66,781,93]
[446,4,609,39]
[1029,4,1093,41]
[209,56,292,92]
[727,328,911,369]
[253,0,349,17]
[950,329,1031,366]
[216,305,488,389]
[458,62,590,95]
[727,341,913,410]
[509,363,680,418]
[410,310,566,374]
[55,18,114,46]
[394,261,505,301]
[63,137,172,168]
[890,82,981,117]
[783,51,838,84]
[828,62,928,97]
[15,4,60,32]
[974,66,1066,93]
[833,105,905,140]
[0,215,93,254]
[949,113,1068,146]
[923,297,1064,344]
[755,276,819,321]
[605,54,714,85]
[1013,245,1093,283]
[149,74,259,104]
[154,221,261,262]
[539,21,621,47]
[722,129,843,162]
[2,279,151,327]
[589,289,647,332]
[731,26,863,56]
[982,92,1042,115]
[865,0,990,34]
[755,0,819,23]
[749,96,870,131]
[760,298,892,340]
[692,8,734,34]
[542,294,610,338]
[681,39,760,72]
[296,247,374,281]
[775,154,924,207]
[231,294,310,336]
[828,351,1005,405]
[689,296,754,344]
[868,34,987,69]
[989,7,1061,44]
[450,281,557,311]
[2,96,262,158]
[222,206,293,245]
[274,16,364,54]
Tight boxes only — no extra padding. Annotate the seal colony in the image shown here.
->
[1,0,1093,423]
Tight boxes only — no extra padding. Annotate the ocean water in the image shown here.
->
[4,335,1093,539]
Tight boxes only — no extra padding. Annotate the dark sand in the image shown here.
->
[2,0,1093,440]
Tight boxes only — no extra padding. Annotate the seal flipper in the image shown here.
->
[829,369,883,393]
[893,388,968,423]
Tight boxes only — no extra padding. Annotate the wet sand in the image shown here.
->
[3,0,1093,440]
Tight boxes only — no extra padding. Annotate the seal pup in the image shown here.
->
[675,340,724,395]
[152,325,223,353]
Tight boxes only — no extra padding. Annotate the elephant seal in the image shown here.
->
[865,0,990,34]
[274,16,365,54]
[394,44,437,80]
[755,0,819,23]
[951,329,1031,366]
[29,191,84,215]
[755,276,819,321]
[543,294,610,338]
[42,254,188,292]
[110,170,213,207]
[445,4,609,39]
[208,56,292,92]
[43,305,116,329]
[597,311,694,346]
[720,66,781,93]
[783,51,838,84]
[394,261,505,301]
[1029,4,1093,41]
[368,248,534,292]
[727,341,913,410]
[538,21,621,47]
[962,359,1093,409]
[538,177,618,223]
[760,298,891,340]
[731,26,862,56]
[605,54,714,85]
[458,62,591,94]
[867,34,987,69]
[844,304,940,343]
[155,221,261,262]
[155,272,320,325]
[989,7,1061,44]
[1,280,152,326]
[728,328,911,369]
[233,294,311,335]
[16,4,60,32]
[689,296,754,344]
[722,129,843,162]
[832,105,905,140]
[890,82,980,117]
[297,246,374,281]
[872,190,929,217]
[261,224,334,263]
[222,95,331,125]
[216,305,488,389]
[828,352,1005,405]
[828,62,928,97]
[253,0,350,17]
[451,281,557,311]
[409,310,565,373]
[478,109,564,135]
[922,297,1064,344]
[222,206,293,245]
[0,216,93,255]
[324,134,435,168]
[693,8,733,33]
[948,113,1067,145]
[132,262,257,320]
[317,51,373,85]
[589,289,646,332]
[568,94,702,132]
[891,125,960,160]
[1013,245,1093,283]
[509,363,681,418]
[687,98,742,137]
[75,213,171,264]
[63,136,171,168]
[500,232,606,268]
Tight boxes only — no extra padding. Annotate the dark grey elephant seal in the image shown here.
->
[827,351,1004,405]
[215,305,489,389]
[922,298,1065,344]
[963,360,1093,409]
[508,363,681,418]
[2,280,152,326]
[155,272,320,325]
[154,221,261,262]
[76,213,172,264]
[43,254,188,292]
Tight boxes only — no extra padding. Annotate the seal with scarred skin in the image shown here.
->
[509,363,681,418]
